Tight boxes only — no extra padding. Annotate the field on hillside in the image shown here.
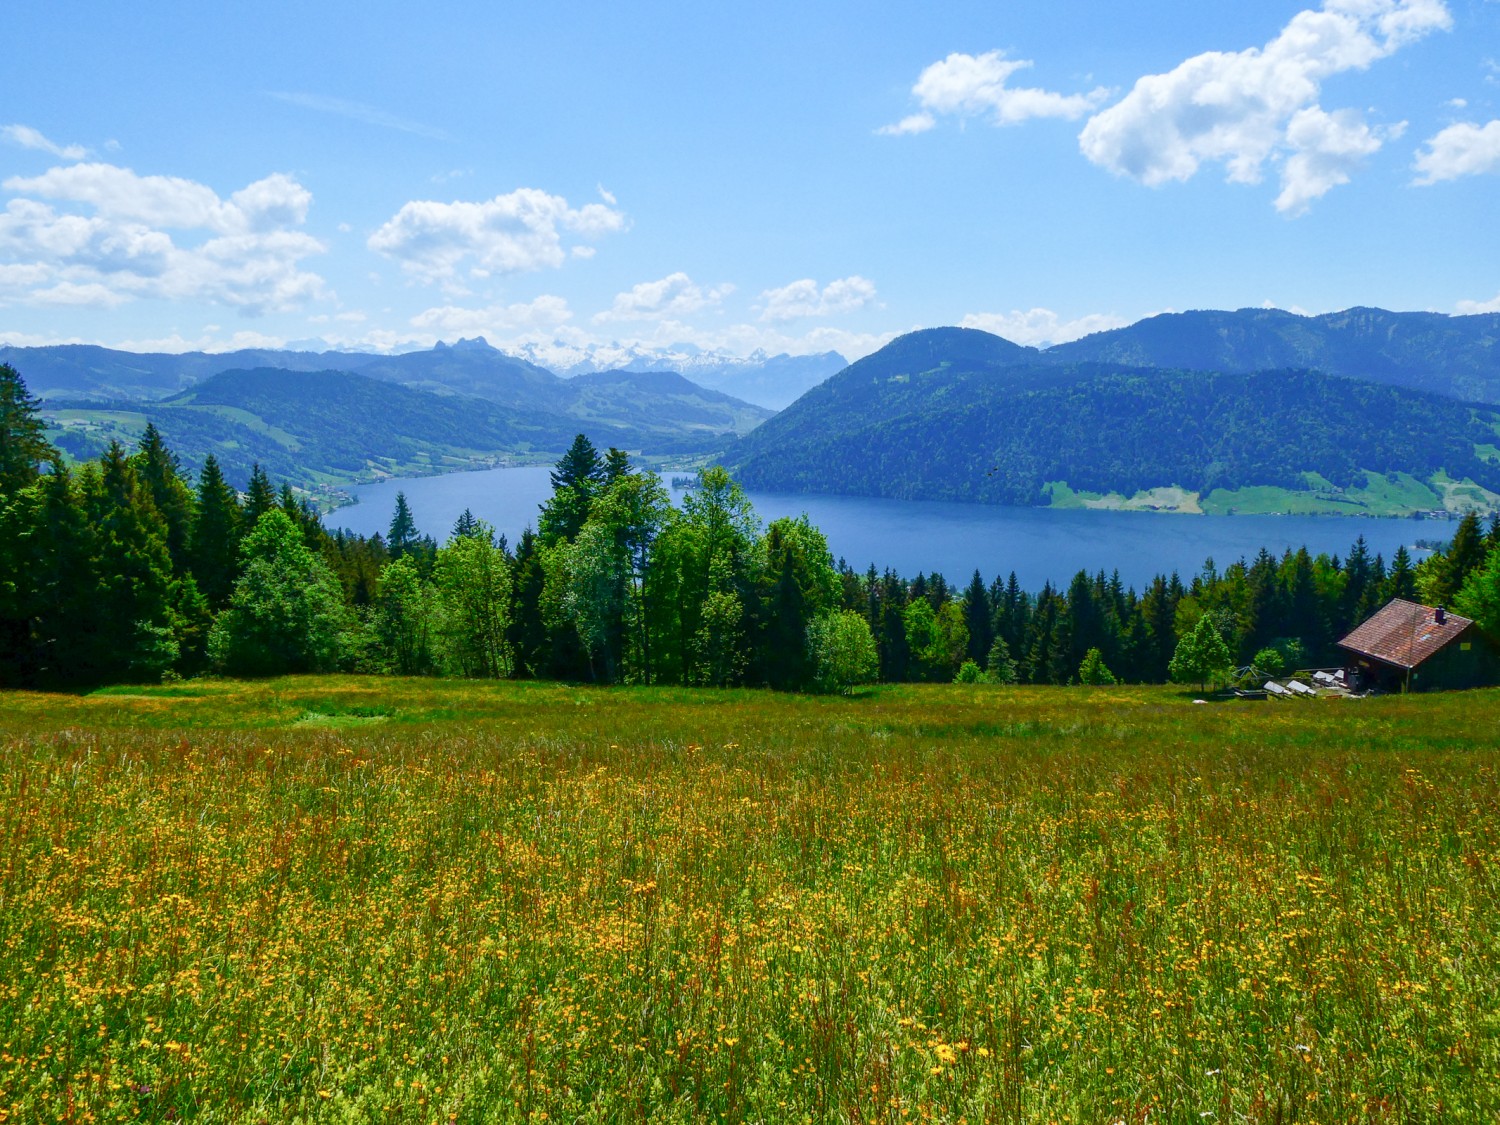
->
[2,679,1498,1123]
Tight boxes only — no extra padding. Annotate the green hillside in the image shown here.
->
[44,365,771,493]
[728,331,1500,515]
[1049,306,1500,404]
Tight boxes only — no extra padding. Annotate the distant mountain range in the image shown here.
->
[4,336,846,411]
[503,341,849,410]
[44,363,771,493]
[727,327,1500,517]
[15,306,1500,514]
[1043,307,1500,405]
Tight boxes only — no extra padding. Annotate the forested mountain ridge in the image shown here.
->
[729,332,1500,516]
[45,365,772,492]
[1045,307,1500,404]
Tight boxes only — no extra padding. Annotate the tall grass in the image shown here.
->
[2,679,1497,1122]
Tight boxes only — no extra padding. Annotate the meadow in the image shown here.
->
[1,678,1497,1122]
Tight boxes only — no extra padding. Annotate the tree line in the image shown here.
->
[4,362,1499,693]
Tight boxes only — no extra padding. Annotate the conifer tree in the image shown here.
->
[452,507,480,540]
[962,570,993,665]
[539,434,604,545]
[133,423,196,573]
[18,463,98,685]
[80,443,180,683]
[0,363,52,495]
[1386,545,1418,603]
[1422,511,1487,607]
[388,491,419,559]
[242,464,278,527]
[189,455,243,609]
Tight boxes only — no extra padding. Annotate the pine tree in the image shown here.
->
[189,455,243,609]
[0,363,53,495]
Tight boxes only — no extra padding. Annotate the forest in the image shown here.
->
[5,361,1500,693]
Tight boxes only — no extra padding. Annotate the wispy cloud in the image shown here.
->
[2,124,88,161]
[267,92,451,141]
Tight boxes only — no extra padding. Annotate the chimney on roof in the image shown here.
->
[1435,606,1447,625]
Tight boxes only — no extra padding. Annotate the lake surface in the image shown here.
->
[335,466,1437,590]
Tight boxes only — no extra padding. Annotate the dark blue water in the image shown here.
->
[334,466,1435,590]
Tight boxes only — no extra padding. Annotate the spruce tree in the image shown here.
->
[388,491,419,559]
[452,507,480,540]
[0,363,52,495]
[242,464,277,527]
[190,455,244,609]
[1386,545,1418,603]
[133,423,195,574]
[962,569,993,665]
[23,463,99,686]
[81,443,180,683]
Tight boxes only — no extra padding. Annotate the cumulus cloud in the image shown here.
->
[758,276,877,321]
[1414,119,1500,183]
[960,308,1128,347]
[594,272,733,322]
[368,188,626,285]
[1079,0,1449,213]
[1457,292,1500,314]
[411,294,575,337]
[0,163,326,313]
[881,50,1107,135]
[1277,106,1395,215]
[2,124,88,161]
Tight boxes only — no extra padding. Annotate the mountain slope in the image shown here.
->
[728,329,1500,516]
[44,364,773,492]
[1048,307,1500,403]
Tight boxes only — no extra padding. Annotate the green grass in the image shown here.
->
[2,678,1498,1122]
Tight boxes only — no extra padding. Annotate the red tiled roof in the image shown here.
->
[1337,598,1475,670]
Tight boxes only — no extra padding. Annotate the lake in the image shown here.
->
[334,466,1438,590]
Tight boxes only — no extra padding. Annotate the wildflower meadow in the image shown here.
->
[1,678,1497,1122]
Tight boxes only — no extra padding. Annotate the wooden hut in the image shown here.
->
[1337,598,1496,692]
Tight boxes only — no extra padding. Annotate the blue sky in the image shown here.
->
[1,0,1497,363]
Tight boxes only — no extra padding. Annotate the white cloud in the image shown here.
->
[0,162,327,313]
[2,124,88,161]
[1277,106,1393,214]
[877,113,937,137]
[960,307,1128,346]
[1457,292,1500,314]
[594,272,733,322]
[1414,119,1500,183]
[882,51,1107,134]
[1079,0,1450,212]
[411,294,575,337]
[368,188,625,284]
[759,276,877,321]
